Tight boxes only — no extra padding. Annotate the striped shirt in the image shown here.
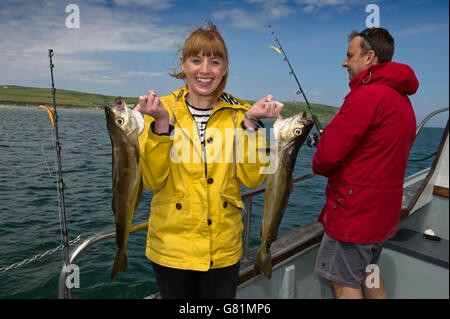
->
[186,93,244,144]
[186,101,213,144]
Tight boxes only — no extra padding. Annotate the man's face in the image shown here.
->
[342,36,372,80]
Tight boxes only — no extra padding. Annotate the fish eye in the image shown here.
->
[116,118,124,126]
[294,128,302,135]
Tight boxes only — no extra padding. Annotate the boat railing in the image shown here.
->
[401,108,448,217]
[241,172,316,262]
[415,107,448,136]
[59,107,448,298]
[58,172,318,299]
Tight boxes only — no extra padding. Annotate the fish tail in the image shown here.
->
[111,247,127,279]
[253,247,272,279]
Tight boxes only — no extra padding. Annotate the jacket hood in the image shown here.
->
[349,62,419,96]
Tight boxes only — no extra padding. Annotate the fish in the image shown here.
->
[105,97,145,279]
[254,112,314,279]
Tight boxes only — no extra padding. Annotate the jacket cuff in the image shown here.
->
[240,120,265,132]
[150,121,174,136]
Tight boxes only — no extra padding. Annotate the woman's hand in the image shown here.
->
[244,94,284,128]
[135,90,170,133]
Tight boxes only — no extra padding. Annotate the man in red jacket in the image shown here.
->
[313,27,418,298]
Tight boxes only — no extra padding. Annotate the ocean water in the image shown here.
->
[0,105,445,299]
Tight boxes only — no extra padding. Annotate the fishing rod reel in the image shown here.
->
[306,133,320,148]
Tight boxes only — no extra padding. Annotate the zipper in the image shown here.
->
[196,106,231,178]
[189,106,213,178]
[199,107,222,178]
[186,100,239,178]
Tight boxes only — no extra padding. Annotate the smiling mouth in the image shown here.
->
[196,77,213,83]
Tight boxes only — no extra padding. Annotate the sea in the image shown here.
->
[0,105,445,299]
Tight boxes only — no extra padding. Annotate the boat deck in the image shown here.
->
[385,228,449,268]
[236,192,449,299]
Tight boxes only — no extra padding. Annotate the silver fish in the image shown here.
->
[105,97,144,279]
[254,112,313,279]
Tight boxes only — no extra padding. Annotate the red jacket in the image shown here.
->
[313,62,418,244]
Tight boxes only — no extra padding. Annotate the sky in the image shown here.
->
[0,0,448,127]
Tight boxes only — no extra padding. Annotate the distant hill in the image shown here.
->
[0,85,138,108]
[0,85,339,120]
[247,100,339,121]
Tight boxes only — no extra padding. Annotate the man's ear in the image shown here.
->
[366,50,379,65]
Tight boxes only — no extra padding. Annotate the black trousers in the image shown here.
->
[152,262,240,299]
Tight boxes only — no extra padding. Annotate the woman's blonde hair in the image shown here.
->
[171,20,229,103]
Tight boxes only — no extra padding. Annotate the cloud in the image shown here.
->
[0,2,182,55]
[70,70,168,86]
[112,0,172,10]
[213,8,263,29]
[247,0,294,18]
[77,74,125,85]
[0,0,183,85]
[121,71,168,78]
[213,0,294,29]
[395,23,449,36]
[295,0,375,13]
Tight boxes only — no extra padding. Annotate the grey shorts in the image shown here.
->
[314,232,384,289]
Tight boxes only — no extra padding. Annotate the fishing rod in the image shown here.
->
[268,25,323,136]
[48,49,72,298]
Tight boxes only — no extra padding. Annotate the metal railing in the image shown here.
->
[58,172,318,299]
[415,107,448,135]
[58,107,449,298]
[241,172,316,262]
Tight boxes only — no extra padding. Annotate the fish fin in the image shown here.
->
[111,247,127,280]
[137,178,143,208]
[131,177,144,215]
[253,246,272,279]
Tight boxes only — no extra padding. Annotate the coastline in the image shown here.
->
[0,101,339,121]
[0,101,337,121]
[0,101,103,110]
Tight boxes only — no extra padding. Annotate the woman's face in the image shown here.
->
[181,51,227,101]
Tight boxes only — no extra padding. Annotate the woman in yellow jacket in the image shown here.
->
[136,21,283,298]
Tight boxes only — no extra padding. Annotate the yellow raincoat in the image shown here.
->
[139,86,268,271]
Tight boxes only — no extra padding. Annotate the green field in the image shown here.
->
[0,85,339,120]
[247,100,339,121]
[0,85,138,108]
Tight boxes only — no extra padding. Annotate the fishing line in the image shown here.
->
[41,123,68,254]
[39,126,57,179]
[268,25,323,136]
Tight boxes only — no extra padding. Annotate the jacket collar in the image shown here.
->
[170,85,248,115]
[348,63,382,91]
[346,62,419,98]
[168,86,247,151]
